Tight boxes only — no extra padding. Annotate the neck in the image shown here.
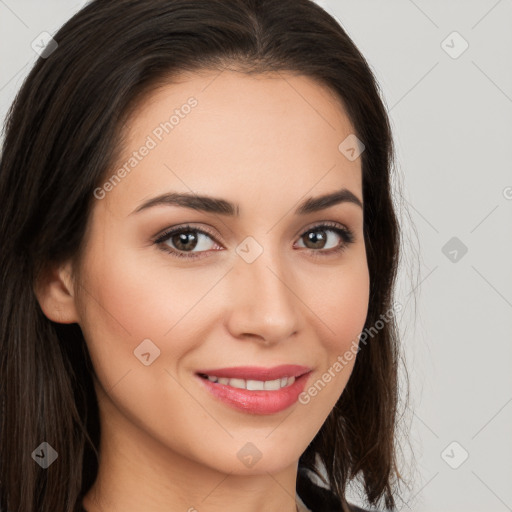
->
[83,390,301,512]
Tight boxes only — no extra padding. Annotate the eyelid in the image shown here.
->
[152,222,219,244]
[293,219,351,239]
[153,220,352,243]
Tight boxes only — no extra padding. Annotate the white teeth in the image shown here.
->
[202,374,296,390]
[264,378,281,391]
[228,378,246,389]
[246,379,264,390]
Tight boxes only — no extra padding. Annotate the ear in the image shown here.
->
[34,260,80,324]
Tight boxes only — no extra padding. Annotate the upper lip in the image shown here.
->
[196,365,312,381]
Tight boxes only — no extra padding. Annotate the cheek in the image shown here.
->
[301,256,369,407]
[314,256,370,354]
[336,272,369,349]
[75,238,224,383]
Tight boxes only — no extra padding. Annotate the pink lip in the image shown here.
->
[195,364,311,381]
[195,365,312,415]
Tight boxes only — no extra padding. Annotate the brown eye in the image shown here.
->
[154,222,355,261]
[168,231,200,251]
[295,223,355,257]
[155,225,221,260]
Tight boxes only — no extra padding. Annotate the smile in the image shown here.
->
[198,373,296,390]
[195,365,312,415]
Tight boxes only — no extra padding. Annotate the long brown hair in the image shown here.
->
[0,1,406,510]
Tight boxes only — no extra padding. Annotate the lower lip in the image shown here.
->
[196,373,311,415]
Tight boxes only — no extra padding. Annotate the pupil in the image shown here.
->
[174,231,197,251]
[306,230,326,249]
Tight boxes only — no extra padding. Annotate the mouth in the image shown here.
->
[197,373,298,391]
[195,365,312,415]
[195,364,311,382]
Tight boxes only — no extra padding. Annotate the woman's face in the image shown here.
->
[73,69,369,477]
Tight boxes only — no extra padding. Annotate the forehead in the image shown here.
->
[103,69,363,217]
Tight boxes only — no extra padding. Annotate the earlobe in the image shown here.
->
[34,260,80,324]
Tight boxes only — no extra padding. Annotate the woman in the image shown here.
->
[0,1,406,511]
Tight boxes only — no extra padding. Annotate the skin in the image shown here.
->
[36,69,370,512]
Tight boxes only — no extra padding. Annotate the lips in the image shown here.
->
[195,364,311,381]
[195,365,313,414]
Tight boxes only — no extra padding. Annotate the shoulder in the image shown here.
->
[296,466,378,512]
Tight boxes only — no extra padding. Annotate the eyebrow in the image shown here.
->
[130,188,363,217]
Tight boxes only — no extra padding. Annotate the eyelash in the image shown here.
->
[153,221,355,261]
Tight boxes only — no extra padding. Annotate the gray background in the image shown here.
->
[1,1,511,511]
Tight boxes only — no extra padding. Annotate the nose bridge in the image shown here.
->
[226,235,299,341]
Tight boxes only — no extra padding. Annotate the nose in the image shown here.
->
[224,244,301,346]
